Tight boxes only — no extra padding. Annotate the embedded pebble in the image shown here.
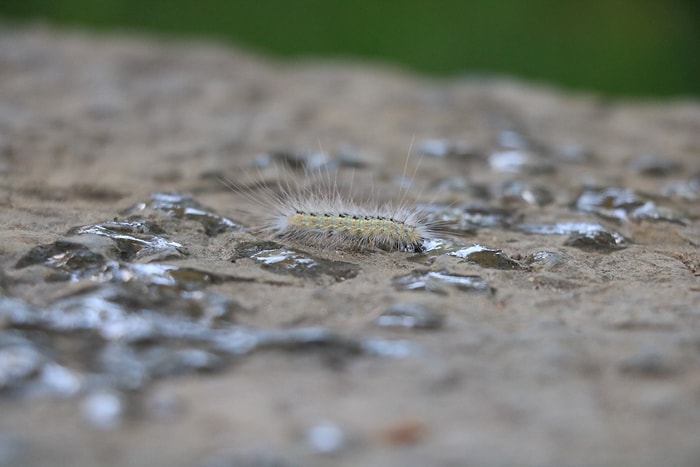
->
[124,192,241,236]
[267,149,334,170]
[523,250,568,270]
[360,338,420,358]
[392,270,493,294]
[254,327,362,357]
[44,283,238,341]
[499,179,554,206]
[574,187,687,223]
[419,138,477,158]
[417,238,454,255]
[15,241,105,272]
[489,150,554,174]
[375,302,444,330]
[430,177,491,199]
[422,204,512,234]
[251,248,317,272]
[448,244,523,269]
[13,240,110,283]
[235,242,359,281]
[563,230,627,251]
[517,221,627,248]
[489,150,530,173]
[518,221,603,235]
[257,147,368,171]
[67,222,187,262]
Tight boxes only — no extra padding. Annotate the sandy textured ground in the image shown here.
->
[0,26,699,467]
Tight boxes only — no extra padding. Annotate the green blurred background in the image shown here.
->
[2,0,699,97]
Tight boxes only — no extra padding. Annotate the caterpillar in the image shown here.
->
[222,152,438,253]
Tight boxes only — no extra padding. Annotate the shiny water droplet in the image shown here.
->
[82,391,124,429]
[375,302,443,329]
[306,421,345,454]
[236,242,359,281]
[574,187,687,224]
[392,270,492,294]
[448,244,524,269]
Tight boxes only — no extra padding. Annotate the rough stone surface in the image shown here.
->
[0,26,699,467]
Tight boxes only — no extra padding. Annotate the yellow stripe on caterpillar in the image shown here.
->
[287,212,423,247]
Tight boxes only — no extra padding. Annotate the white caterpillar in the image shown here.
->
[223,156,437,253]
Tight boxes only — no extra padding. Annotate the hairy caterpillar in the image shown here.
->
[222,151,438,253]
